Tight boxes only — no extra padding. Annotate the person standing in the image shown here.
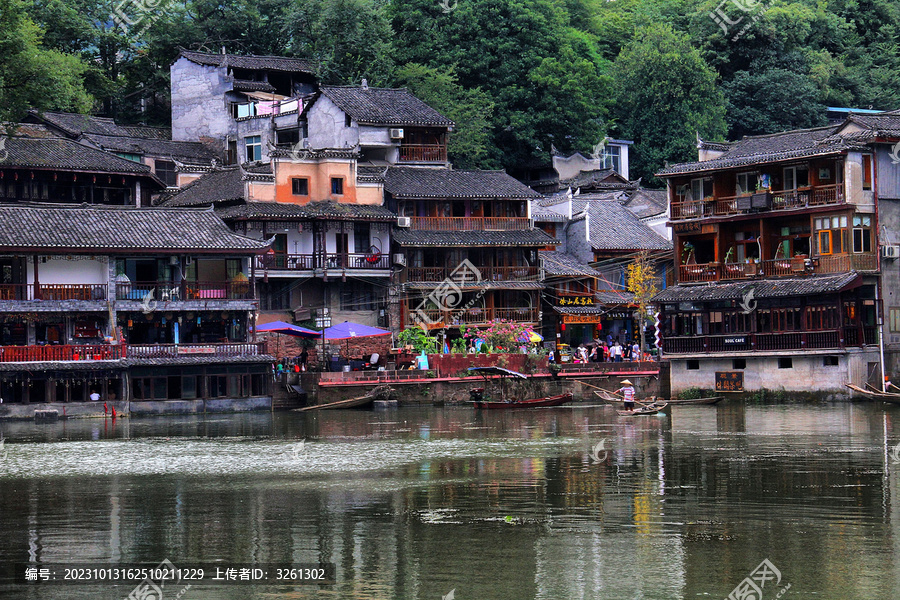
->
[613,341,623,362]
[90,390,100,402]
[299,347,309,371]
[632,341,640,361]
[616,379,636,410]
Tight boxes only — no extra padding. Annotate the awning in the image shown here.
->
[653,272,862,304]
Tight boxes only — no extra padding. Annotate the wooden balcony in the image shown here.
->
[115,281,253,301]
[407,306,539,328]
[663,327,872,354]
[0,344,123,362]
[406,265,539,282]
[671,184,845,221]
[681,253,877,283]
[0,283,107,301]
[408,217,532,231]
[126,342,265,359]
[398,144,447,163]
[256,252,391,271]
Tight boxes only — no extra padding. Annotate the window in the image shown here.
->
[890,308,900,333]
[783,166,809,190]
[862,154,873,190]
[155,160,177,187]
[736,172,758,195]
[814,215,848,255]
[276,128,300,146]
[245,136,262,162]
[690,177,713,201]
[823,356,839,366]
[852,215,872,253]
[733,358,746,370]
[331,177,344,195]
[115,152,142,163]
[291,178,309,196]
[777,357,793,369]
[686,360,700,370]
[354,222,370,254]
[340,282,376,311]
[601,145,621,174]
[345,114,352,128]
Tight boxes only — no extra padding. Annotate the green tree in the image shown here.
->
[610,24,726,185]
[0,0,92,125]
[723,69,827,139]
[395,63,495,168]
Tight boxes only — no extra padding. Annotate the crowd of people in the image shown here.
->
[570,337,653,363]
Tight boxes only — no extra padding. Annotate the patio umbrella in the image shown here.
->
[321,321,391,340]
[518,330,543,343]
[256,321,321,337]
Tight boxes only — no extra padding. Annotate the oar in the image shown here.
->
[575,380,656,408]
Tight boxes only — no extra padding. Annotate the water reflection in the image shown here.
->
[0,403,899,598]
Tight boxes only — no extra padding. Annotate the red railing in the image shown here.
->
[409,217,532,231]
[407,306,539,327]
[0,344,123,362]
[671,184,845,221]
[680,253,877,283]
[0,283,107,301]
[406,265,538,282]
[256,253,390,270]
[126,342,265,358]
[679,262,719,282]
[116,281,253,301]
[398,144,447,162]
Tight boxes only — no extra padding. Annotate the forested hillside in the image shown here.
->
[4,0,900,182]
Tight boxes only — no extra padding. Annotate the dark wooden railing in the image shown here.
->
[663,328,872,354]
[126,342,265,358]
[0,283,107,301]
[0,344,123,362]
[409,217,532,231]
[407,306,539,327]
[406,265,538,282]
[679,262,720,282]
[681,252,877,283]
[671,183,845,221]
[398,144,447,162]
[256,253,391,270]
[116,281,253,301]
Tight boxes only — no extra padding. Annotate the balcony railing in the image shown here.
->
[0,284,107,301]
[408,217,532,231]
[398,144,447,162]
[663,328,871,354]
[0,344,123,362]
[671,184,845,221]
[681,252,878,283]
[407,306,539,327]
[256,253,391,271]
[115,281,253,301]
[126,342,265,359]
[406,265,539,282]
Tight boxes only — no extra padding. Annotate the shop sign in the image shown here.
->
[715,371,744,392]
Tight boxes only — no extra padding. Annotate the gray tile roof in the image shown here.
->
[82,134,217,163]
[0,137,157,176]
[26,110,171,139]
[217,200,396,221]
[560,168,633,190]
[232,79,276,93]
[652,272,861,303]
[0,204,269,252]
[319,86,454,127]
[621,188,667,219]
[539,251,601,277]
[587,202,672,251]
[385,167,542,199]
[178,50,316,74]
[657,124,874,177]
[358,165,388,183]
[158,168,246,207]
[393,229,557,247]
[596,290,635,304]
[124,355,274,367]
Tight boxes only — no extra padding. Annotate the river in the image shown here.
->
[1,401,898,599]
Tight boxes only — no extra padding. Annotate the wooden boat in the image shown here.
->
[471,393,574,410]
[660,396,724,405]
[467,366,573,410]
[294,385,393,411]
[595,390,722,405]
[617,402,667,416]
[845,383,900,405]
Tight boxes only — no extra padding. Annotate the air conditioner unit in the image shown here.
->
[393,253,407,266]
[397,216,411,228]
[883,245,900,259]
[390,128,405,140]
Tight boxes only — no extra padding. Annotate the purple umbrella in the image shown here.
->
[322,321,391,340]
[257,321,321,337]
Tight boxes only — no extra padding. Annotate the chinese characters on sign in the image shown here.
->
[558,296,594,307]
[715,371,744,392]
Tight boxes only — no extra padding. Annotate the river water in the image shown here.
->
[1,401,899,599]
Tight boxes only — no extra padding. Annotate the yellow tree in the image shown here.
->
[626,251,661,356]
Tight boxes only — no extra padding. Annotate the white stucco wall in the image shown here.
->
[28,256,108,285]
